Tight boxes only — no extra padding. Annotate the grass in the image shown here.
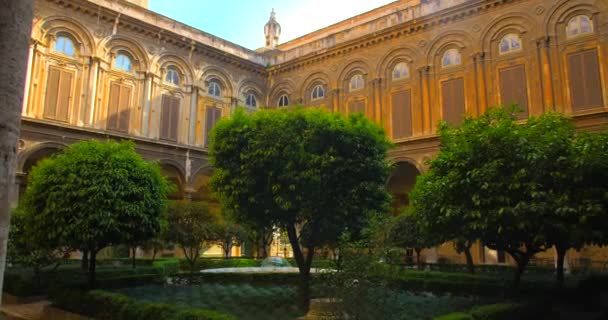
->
[114,282,487,320]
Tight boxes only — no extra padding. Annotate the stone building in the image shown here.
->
[15,0,608,265]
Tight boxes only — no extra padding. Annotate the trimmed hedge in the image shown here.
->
[3,259,180,297]
[433,302,555,320]
[52,290,236,320]
[173,272,301,285]
[179,258,261,271]
[433,312,473,320]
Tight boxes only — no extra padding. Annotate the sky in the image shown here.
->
[148,0,395,50]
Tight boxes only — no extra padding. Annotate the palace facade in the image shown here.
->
[15,0,608,265]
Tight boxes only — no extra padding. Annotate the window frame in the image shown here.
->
[392,62,410,81]
[278,94,289,107]
[349,74,365,92]
[499,33,523,55]
[311,84,325,101]
[567,15,594,38]
[245,92,257,108]
[113,52,133,73]
[165,67,180,86]
[441,48,462,68]
[208,81,222,98]
[53,34,76,57]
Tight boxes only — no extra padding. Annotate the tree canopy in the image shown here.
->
[410,107,608,285]
[18,140,170,286]
[209,107,392,307]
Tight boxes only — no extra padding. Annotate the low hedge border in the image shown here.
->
[432,302,557,320]
[51,289,236,320]
[172,272,301,286]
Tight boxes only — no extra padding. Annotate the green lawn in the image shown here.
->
[114,283,487,320]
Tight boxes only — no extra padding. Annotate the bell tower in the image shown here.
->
[264,9,281,49]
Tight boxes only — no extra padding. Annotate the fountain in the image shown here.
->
[200,256,307,273]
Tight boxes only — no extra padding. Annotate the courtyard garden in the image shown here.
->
[4,106,608,319]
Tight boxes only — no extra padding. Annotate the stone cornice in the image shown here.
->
[268,0,515,75]
[44,0,269,75]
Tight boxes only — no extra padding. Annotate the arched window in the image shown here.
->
[114,52,132,72]
[442,49,462,68]
[349,74,364,92]
[245,92,257,108]
[311,85,324,100]
[208,81,221,97]
[499,34,522,54]
[567,15,594,38]
[278,95,289,107]
[54,35,75,56]
[392,62,409,80]
[165,67,180,86]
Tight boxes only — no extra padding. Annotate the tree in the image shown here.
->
[7,208,68,285]
[210,108,391,309]
[19,140,169,286]
[0,0,34,303]
[213,218,247,258]
[387,209,435,267]
[411,108,581,286]
[165,200,218,273]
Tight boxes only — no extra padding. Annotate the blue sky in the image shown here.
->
[148,0,395,50]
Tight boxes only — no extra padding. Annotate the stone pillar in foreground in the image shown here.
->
[0,0,34,309]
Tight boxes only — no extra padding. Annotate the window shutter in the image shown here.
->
[160,95,171,140]
[391,90,412,139]
[107,82,121,130]
[569,49,603,111]
[204,107,215,147]
[442,78,465,125]
[499,65,529,118]
[44,67,61,119]
[56,70,73,122]
[348,100,365,115]
[118,85,131,132]
[170,97,180,141]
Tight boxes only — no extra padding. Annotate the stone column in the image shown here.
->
[22,40,37,117]
[536,36,554,112]
[10,173,25,208]
[0,0,34,308]
[472,52,488,116]
[188,85,198,145]
[331,88,340,113]
[87,57,100,127]
[372,78,383,124]
[141,72,153,137]
[417,66,431,134]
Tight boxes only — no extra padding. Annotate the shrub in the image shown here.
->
[52,289,236,320]
[469,303,543,320]
[174,272,300,286]
[153,258,181,277]
[180,258,261,271]
[433,312,473,320]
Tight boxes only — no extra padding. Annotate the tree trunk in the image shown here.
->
[151,248,157,262]
[88,248,97,289]
[131,246,137,268]
[0,0,34,308]
[510,252,531,288]
[286,223,313,312]
[415,248,422,268]
[464,247,475,274]
[81,249,89,271]
[555,245,567,287]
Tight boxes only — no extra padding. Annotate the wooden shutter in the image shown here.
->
[107,82,130,132]
[44,67,61,119]
[205,106,221,147]
[118,85,131,132]
[107,83,121,130]
[499,65,529,118]
[160,95,171,140]
[391,90,412,139]
[160,95,180,142]
[348,100,366,115]
[568,49,603,111]
[44,67,72,121]
[442,78,465,125]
